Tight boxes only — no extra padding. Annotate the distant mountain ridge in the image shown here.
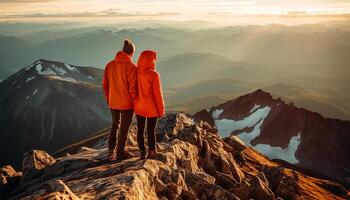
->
[0,59,110,169]
[193,89,350,186]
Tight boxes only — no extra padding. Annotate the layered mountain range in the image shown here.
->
[0,59,110,168]
[193,89,350,186]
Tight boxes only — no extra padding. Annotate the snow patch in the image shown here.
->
[214,106,271,137]
[36,64,43,73]
[254,133,301,164]
[235,119,265,144]
[214,105,301,164]
[65,64,79,73]
[33,89,38,96]
[87,76,94,80]
[36,64,57,75]
[25,96,29,100]
[26,76,35,82]
[212,109,224,119]
[12,80,17,85]
[51,64,66,75]
[250,104,260,113]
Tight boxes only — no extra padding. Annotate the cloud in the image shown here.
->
[0,0,55,2]
[0,9,179,18]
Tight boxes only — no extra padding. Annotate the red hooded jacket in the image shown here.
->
[134,50,165,117]
[102,51,137,110]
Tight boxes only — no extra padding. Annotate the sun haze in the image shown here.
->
[1,0,350,25]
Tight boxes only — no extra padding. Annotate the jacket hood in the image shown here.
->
[137,50,157,70]
[115,51,132,63]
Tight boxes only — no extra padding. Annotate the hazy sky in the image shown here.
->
[1,0,350,24]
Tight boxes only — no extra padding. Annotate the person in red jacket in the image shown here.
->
[134,50,165,159]
[102,39,137,161]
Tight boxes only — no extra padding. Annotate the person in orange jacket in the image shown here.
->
[102,39,137,161]
[134,50,165,159]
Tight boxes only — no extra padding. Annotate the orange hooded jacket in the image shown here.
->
[134,50,165,118]
[102,51,137,110]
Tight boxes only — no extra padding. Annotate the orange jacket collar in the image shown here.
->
[115,51,132,63]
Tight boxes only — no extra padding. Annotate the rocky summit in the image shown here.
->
[1,114,349,199]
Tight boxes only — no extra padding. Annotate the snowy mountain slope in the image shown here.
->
[0,59,110,169]
[193,89,350,186]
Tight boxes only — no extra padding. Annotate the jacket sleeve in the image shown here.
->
[127,64,137,100]
[102,64,109,103]
[152,72,165,117]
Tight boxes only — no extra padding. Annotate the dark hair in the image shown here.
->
[122,39,135,55]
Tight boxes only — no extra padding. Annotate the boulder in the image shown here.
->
[22,150,56,173]
[1,165,17,178]
[20,150,56,187]
[249,175,275,200]
[0,165,22,198]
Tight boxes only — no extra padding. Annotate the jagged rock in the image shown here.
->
[0,165,22,197]
[20,179,80,200]
[4,113,349,200]
[184,170,240,200]
[22,150,56,173]
[1,165,22,186]
[231,180,250,200]
[250,175,275,200]
[20,150,56,188]
[263,166,300,200]
[215,172,239,190]
[224,135,246,152]
[1,165,17,178]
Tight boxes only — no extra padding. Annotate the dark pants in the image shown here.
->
[108,109,134,155]
[136,115,158,151]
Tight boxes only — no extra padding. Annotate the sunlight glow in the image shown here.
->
[0,0,350,24]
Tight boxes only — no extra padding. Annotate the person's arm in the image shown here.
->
[152,72,165,117]
[102,64,109,103]
[127,64,137,100]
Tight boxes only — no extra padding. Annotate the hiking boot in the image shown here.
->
[147,150,160,160]
[108,150,116,161]
[140,150,146,160]
[117,151,134,161]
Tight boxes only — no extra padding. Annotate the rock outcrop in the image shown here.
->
[1,114,349,199]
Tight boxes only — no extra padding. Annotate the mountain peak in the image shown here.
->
[25,59,80,77]
[194,90,350,187]
[246,89,274,102]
